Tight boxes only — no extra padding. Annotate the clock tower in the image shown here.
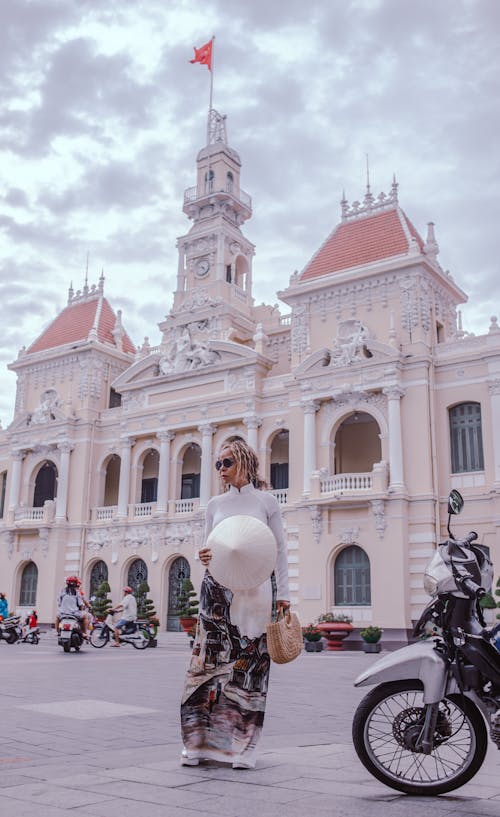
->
[165,110,256,346]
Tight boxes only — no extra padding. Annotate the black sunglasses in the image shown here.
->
[215,457,235,471]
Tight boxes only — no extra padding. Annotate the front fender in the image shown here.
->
[354,640,448,704]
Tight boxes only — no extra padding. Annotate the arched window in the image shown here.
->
[103,455,120,506]
[127,558,148,594]
[449,403,484,473]
[204,169,214,193]
[226,171,233,193]
[90,561,108,596]
[141,449,159,503]
[270,430,289,489]
[181,444,201,499]
[167,556,191,631]
[334,546,371,606]
[20,562,38,606]
[33,461,57,507]
[0,471,6,518]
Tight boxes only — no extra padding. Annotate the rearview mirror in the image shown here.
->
[447,489,464,516]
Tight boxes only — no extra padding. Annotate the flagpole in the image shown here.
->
[207,35,215,144]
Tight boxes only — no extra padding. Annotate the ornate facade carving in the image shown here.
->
[291,304,309,356]
[330,320,372,366]
[78,356,105,400]
[225,367,255,392]
[309,504,323,543]
[340,527,360,545]
[371,500,387,538]
[159,327,221,375]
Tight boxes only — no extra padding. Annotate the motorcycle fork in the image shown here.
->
[417,702,440,754]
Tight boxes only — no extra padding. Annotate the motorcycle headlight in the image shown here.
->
[423,574,438,596]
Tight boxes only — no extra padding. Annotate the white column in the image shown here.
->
[117,436,135,518]
[243,416,262,452]
[156,430,175,514]
[489,379,500,485]
[302,400,320,495]
[55,441,74,521]
[383,386,406,491]
[8,450,24,511]
[199,423,217,507]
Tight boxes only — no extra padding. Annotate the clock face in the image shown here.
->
[196,258,210,277]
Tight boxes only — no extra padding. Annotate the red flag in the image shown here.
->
[190,39,213,71]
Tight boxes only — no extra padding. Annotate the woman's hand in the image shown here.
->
[198,547,212,566]
[276,600,290,614]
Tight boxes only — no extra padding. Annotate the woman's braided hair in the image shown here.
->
[221,438,267,490]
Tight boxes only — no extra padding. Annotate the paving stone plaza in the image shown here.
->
[1,633,499,817]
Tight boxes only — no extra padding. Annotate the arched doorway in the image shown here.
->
[333,412,381,473]
[127,558,148,594]
[89,560,108,596]
[19,562,38,607]
[33,461,57,507]
[167,557,191,631]
[181,444,201,499]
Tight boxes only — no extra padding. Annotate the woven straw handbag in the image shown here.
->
[266,609,302,664]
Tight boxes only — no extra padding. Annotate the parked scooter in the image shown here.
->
[0,615,23,644]
[58,614,85,652]
[89,612,149,649]
[352,489,500,795]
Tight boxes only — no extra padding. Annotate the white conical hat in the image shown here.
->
[207,514,277,590]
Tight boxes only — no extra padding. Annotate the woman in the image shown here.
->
[180,438,290,769]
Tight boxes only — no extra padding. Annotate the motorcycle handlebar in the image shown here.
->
[458,531,479,546]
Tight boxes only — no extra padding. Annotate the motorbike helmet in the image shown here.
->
[66,576,80,587]
[123,586,133,594]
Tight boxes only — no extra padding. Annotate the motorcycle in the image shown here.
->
[21,624,40,644]
[352,489,500,796]
[58,614,85,652]
[0,615,23,644]
[89,612,150,650]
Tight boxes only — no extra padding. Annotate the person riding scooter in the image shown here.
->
[111,586,137,647]
[56,577,89,639]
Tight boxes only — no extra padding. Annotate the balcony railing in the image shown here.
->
[270,489,288,506]
[131,502,156,518]
[93,506,117,522]
[183,184,252,209]
[320,472,373,494]
[14,507,45,522]
[172,498,200,514]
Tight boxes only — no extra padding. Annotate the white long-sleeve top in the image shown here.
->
[203,483,290,600]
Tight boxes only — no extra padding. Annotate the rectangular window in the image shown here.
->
[0,472,6,518]
[141,478,158,503]
[270,462,289,490]
[450,403,484,473]
[181,473,200,499]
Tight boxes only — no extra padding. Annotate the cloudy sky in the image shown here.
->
[1,0,499,424]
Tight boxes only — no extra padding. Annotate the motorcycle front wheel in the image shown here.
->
[90,625,109,648]
[352,680,487,795]
[132,626,151,650]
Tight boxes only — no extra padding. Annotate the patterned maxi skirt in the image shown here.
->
[180,570,275,765]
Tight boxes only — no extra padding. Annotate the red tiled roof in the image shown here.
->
[28,296,136,355]
[300,207,425,282]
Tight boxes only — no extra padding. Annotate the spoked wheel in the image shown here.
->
[352,680,487,795]
[90,626,109,648]
[132,627,151,650]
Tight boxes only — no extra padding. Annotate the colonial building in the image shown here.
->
[1,110,499,644]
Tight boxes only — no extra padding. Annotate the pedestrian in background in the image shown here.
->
[0,592,8,620]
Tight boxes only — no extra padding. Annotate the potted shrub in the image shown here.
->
[303,624,323,652]
[136,580,159,647]
[176,578,199,633]
[316,613,353,651]
[360,625,383,653]
[90,581,113,622]
[479,591,497,626]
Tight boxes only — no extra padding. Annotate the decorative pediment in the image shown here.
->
[294,327,400,379]
[113,338,267,390]
[8,389,75,431]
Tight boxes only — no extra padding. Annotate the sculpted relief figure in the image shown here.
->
[159,327,220,375]
[330,320,372,366]
[29,389,61,425]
